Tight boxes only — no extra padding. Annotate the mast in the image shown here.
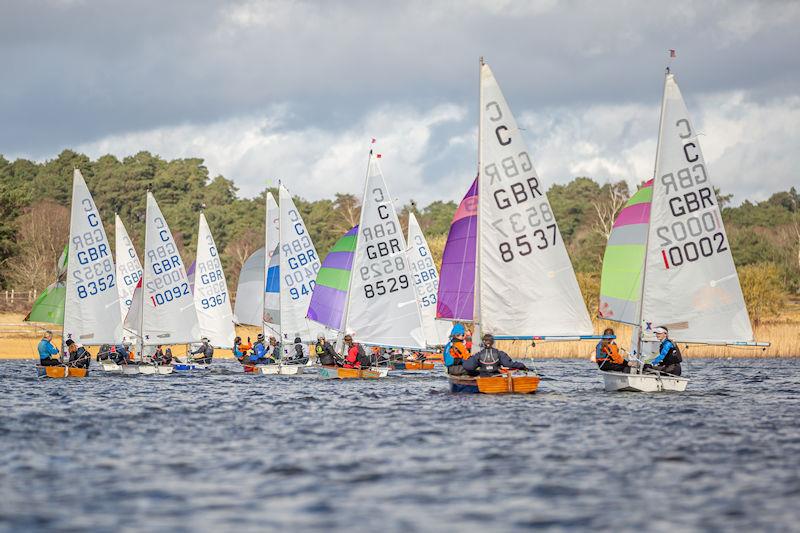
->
[634,68,670,365]
[139,193,148,361]
[472,57,485,355]
[339,149,373,352]
[263,192,269,343]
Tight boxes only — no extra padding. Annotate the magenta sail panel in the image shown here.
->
[436,177,478,321]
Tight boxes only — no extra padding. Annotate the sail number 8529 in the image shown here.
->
[364,275,409,298]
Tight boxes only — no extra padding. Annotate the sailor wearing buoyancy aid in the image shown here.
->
[443,323,470,376]
[462,333,528,377]
[314,333,339,366]
[648,326,682,376]
[595,327,630,373]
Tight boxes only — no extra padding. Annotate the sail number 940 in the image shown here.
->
[498,224,557,262]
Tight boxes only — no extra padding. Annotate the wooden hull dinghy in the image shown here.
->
[318,366,389,379]
[449,371,540,394]
[601,370,688,392]
[37,366,88,379]
[393,360,435,371]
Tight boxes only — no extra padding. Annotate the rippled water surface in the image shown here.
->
[1,358,799,532]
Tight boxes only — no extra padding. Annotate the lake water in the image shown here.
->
[1,358,798,532]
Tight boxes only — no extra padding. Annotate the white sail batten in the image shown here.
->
[478,62,592,336]
[346,155,425,348]
[406,213,450,346]
[233,247,265,326]
[133,192,200,345]
[194,213,235,348]
[63,169,122,345]
[640,73,753,344]
[264,192,280,335]
[115,214,142,323]
[278,185,322,345]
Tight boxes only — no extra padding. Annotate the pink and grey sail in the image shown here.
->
[306,226,358,331]
[598,179,653,324]
[436,178,478,321]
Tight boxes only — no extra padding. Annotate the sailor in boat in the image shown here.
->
[463,333,529,377]
[65,339,91,369]
[249,333,273,365]
[313,334,340,366]
[595,328,631,373]
[152,345,173,365]
[342,333,369,369]
[284,336,309,365]
[114,342,134,365]
[443,324,469,376]
[266,336,282,361]
[37,331,62,367]
[644,326,683,376]
[232,336,252,365]
[189,337,214,365]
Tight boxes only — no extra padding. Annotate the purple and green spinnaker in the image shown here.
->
[598,179,653,324]
[436,177,477,321]
[306,226,358,331]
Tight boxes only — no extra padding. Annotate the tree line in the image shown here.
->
[1,150,798,323]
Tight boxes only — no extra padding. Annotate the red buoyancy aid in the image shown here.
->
[344,344,361,369]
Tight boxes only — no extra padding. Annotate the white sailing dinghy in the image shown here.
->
[40,169,122,378]
[399,212,450,370]
[121,192,201,375]
[439,59,598,394]
[176,213,236,371]
[598,69,767,392]
[95,214,145,373]
[311,151,426,379]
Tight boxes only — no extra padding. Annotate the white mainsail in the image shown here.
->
[406,212,450,346]
[477,61,592,336]
[264,192,281,336]
[63,169,122,345]
[278,184,322,344]
[345,153,425,348]
[233,247,265,326]
[115,214,142,322]
[194,213,235,348]
[640,72,753,344]
[126,192,200,345]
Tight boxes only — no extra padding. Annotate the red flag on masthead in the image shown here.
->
[669,49,676,58]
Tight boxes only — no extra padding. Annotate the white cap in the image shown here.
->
[653,326,668,334]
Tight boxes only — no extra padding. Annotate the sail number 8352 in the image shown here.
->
[498,224,557,262]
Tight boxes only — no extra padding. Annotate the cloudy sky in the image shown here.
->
[2,0,798,204]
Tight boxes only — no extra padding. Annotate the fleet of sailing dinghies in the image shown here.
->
[29,61,767,388]
[598,69,766,392]
[193,213,235,348]
[406,213,451,347]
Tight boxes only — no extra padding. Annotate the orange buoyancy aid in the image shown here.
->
[449,340,469,362]
[597,342,624,364]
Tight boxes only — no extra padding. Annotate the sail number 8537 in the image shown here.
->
[498,224,557,262]
[364,275,409,298]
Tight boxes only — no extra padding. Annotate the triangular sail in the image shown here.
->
[233,247,265,326]
[115,215,143,321]
[640,73,753,343]
[25,245,68,324]
[478,62,592,336]
[194,213,235,348]
[278,185,322,344]
[264,245,281,329]
[407,212,450,346]
[436,178,478,321]
[134,192,200,345]
[306,226,358,332]
[264,192,280,336]
[63,169,122,345]
[598,180,653,325]
[346,154,425,348]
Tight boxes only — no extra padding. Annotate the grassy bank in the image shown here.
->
[2,311,797,360]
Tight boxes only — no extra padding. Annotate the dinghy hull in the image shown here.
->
[601,371,689,392]
[37,366,88,378]
[394,361,435,371]
[449,372,540,394]
[318,366,386,379]
[173,363,210,371]
[256,364,304,376]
